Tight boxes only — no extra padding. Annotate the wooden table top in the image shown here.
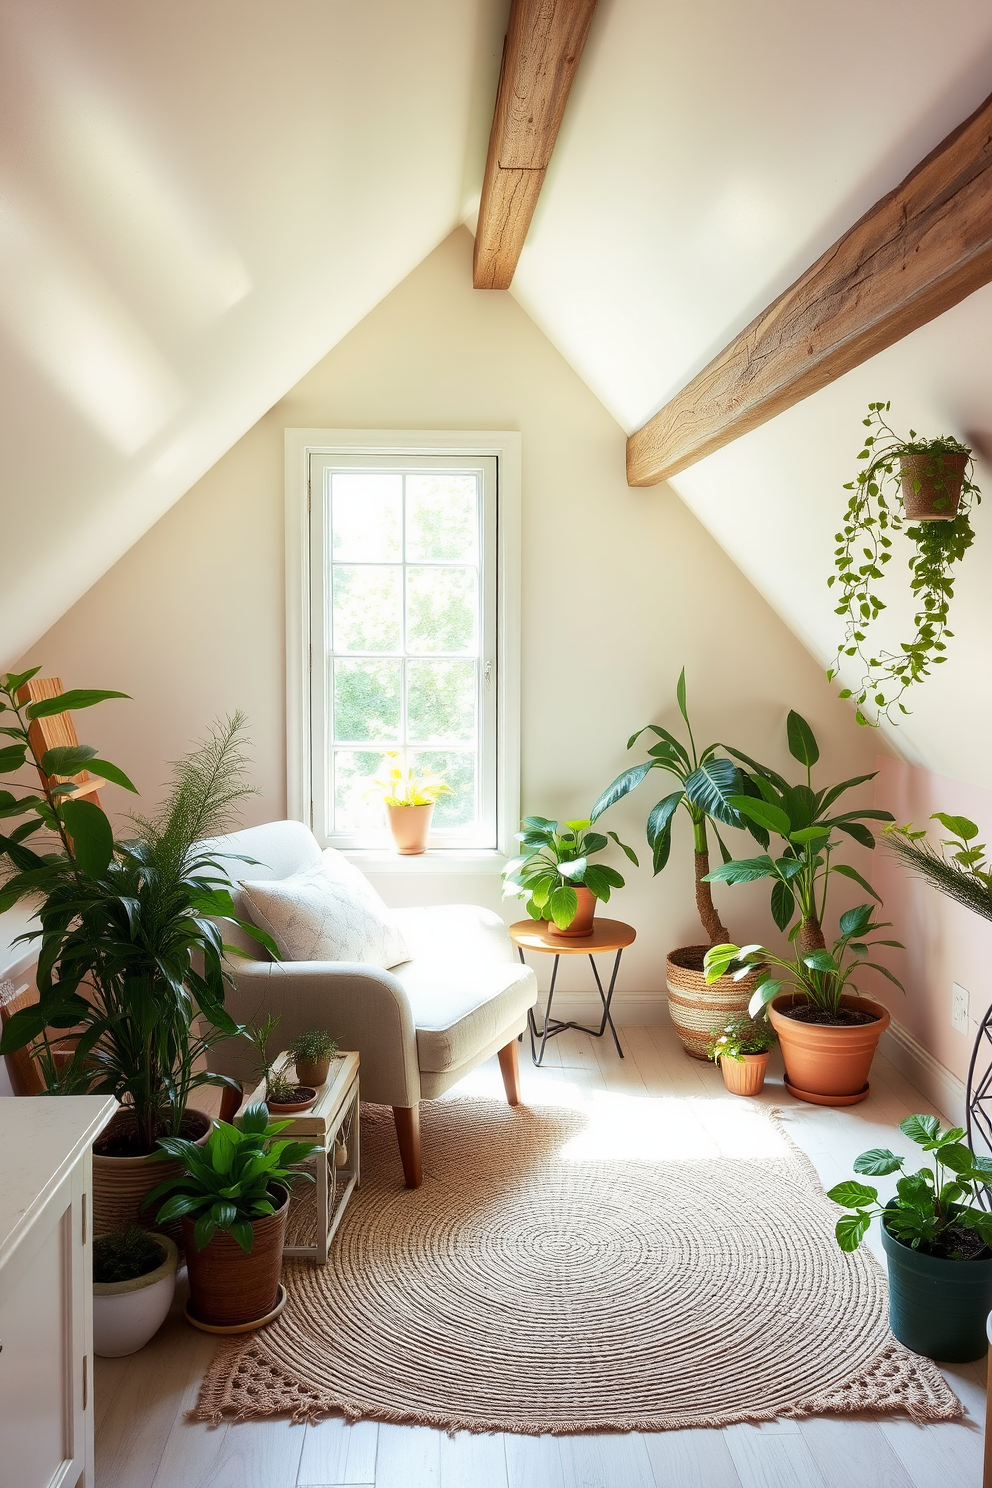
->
[509,918,636,955]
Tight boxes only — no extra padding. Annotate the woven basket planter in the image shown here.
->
[183,1186,290,1329]
[665,946,763,1060]
[93,1109,211,1238]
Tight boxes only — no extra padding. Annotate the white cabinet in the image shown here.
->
[0,1096,116,1488]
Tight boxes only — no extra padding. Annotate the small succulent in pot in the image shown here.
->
[501,816,638,935]
[288,1028,339,1088]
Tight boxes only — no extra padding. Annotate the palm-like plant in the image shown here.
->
[0,669,274,1152]
[704,710,894,954]
[590,670,757,946]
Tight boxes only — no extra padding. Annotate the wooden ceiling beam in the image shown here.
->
[626,90,992,487]
[474,0,599,291]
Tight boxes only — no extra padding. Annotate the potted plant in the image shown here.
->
[828,1114,992,1361]
[589,669,766,1056]
[246,1014,317,1113]
[705,902,902,1105]
[372,754,451,854]
[0,675,275,1231]
[706,1013,777,1097]
[92,1224,178,1358]
[828,402,981,726]
[146,1103,321,1330]
[288,1028,340,1088]
[501,816,637,937]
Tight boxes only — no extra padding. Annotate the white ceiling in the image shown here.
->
[0,0,506,668]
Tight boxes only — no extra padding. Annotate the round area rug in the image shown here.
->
[193,1095,959,1432]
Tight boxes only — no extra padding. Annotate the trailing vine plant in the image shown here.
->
[827,402,980,727]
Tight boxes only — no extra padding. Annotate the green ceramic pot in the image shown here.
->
[881,1204,992,1361]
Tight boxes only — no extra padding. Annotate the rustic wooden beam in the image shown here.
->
[474,0,598,291]
[626,90,992,487]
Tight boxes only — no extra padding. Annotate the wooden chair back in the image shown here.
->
[16,676,104,807]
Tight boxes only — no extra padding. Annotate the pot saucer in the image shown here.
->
[184,1282,287,1335]
[784,1078,870,1107]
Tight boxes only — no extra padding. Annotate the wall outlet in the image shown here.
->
[952,982,970,1034]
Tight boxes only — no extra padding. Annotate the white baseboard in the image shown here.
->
[534,990,669,1027]
[880,1018,966,1127]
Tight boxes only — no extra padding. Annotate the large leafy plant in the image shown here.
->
[828,1114,992,1257]
[145,1103,322,1253]
[704,710,893,955]
[704,902,904,1020]
[502,817,637,930]
[828,402,980,726]
[0,670,274,1152]
[590,670,759,946]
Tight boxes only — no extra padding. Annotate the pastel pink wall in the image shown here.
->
[869,757,992,1083]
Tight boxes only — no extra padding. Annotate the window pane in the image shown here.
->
[331,473,401,561]
[333,750,388,832]
[407,660,475,744]
[406,567,476,654]
[406,475,478,563]
[333,565,402,653]
[412,749,475,827]
[333,659,401,743]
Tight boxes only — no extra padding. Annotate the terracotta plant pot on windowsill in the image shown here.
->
[386,802,434,855]
[546,885,597,939]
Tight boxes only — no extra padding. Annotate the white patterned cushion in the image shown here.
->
[239,850,409,970]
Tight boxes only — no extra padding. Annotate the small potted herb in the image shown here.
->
[706,1014,777,1097]
[502,816,637,936]
[828,402,981,726]
[828,1115,992,1361]
[247,1015,317,1113]
[92,1224,178,1357]
[372,754,452,855]
[146,1104,321,1330]
[288,1029,340,1088]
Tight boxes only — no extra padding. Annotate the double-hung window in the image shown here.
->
[288,432,519,860]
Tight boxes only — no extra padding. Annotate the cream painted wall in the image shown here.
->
[13,227,883,1001]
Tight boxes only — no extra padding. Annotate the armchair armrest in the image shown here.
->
[212,958,421,1108]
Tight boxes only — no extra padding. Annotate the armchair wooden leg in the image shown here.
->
[219,1084,242,1124]
[392,1105,422,1188]
[498,1038,521,1107]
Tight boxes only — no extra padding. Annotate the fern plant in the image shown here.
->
[884,813,992,924]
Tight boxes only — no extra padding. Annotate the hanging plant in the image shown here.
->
[827,402,980,727]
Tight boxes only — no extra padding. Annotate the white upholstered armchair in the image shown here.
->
[199,821,537,1187]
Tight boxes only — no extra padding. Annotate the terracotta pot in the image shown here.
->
[294,1055,331,1087]
[93,1108,212,1238]
[93,1235,178,1358]
[386,802,434,854]
[268,1087,317,1114]
[768,993,890,1105]
[665,946,764,1060]
[546,885,597,938]
[719,1051,769,1097]
[899,449,968,521]
[183,1185,290,1329]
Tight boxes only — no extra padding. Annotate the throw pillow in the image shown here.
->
[240,850,410,969]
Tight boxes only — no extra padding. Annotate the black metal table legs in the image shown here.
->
[519,946,625,1067]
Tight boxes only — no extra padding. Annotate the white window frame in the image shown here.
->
[285,429,520,872]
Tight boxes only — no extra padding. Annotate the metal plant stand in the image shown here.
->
[967,1002,992,1206]
[509,918,636,1068]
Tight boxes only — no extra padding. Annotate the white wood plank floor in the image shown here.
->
[94,1023,987,1488]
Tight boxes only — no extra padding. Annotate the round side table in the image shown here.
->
[509,918,636,1068]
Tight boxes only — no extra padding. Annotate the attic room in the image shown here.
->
[3,0,992,1485]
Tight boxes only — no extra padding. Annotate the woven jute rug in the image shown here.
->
[192,1093,960,1432]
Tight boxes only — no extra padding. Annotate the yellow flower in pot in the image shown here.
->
[372,755,452,855]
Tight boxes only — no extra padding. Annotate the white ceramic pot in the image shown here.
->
[93,1235,178,1358]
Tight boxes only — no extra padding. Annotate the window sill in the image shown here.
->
[342,849,507,876]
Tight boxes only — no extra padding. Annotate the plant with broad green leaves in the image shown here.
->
[0,672,275,1152]
[884,812,992,925]
[706,1013,777,1063]
[371,754,452,807]
[501,817,638,930]
[704,902,904,1020]
[145,1103,322,1253]
[827,1114,992,1257]
[828,402,980,727]
[589,669,765,946]
[703,710,893,956]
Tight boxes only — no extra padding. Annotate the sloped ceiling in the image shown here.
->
[0,0,507,668]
